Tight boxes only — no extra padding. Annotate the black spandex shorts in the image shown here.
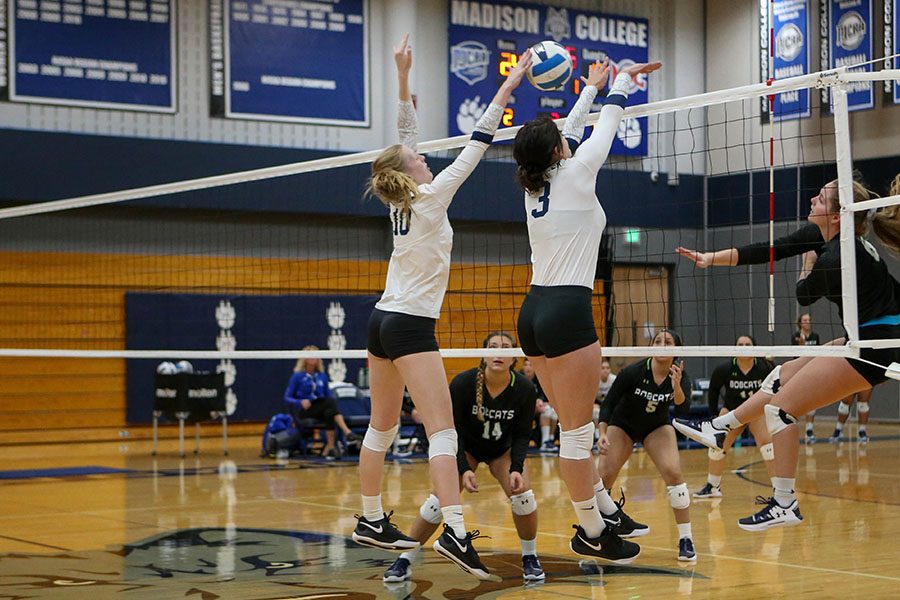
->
[850,323,900,386]
[608,419,669,445]
[367,308,439,360]
[517,285,598,358]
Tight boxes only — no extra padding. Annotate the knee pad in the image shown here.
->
[362,422,399,452]
[764,403,797,436]
[838,401,851,416]
[708,447,726,461]
[760,365,782,395]
[419,493,443,524]
[857,401,870,414]
[559,422,595,460]
[542,404,557,420]
[510,490,537,516]
[667,483,690,510]
[759,442,775,461]
[427,429,458,460]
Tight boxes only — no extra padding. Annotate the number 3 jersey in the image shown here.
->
[598,358,692,430]
[449,368,537,475]
[525,73,632,289]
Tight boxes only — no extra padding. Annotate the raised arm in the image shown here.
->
[571,61,662,175]
[677,223,825,269]
[560,59,609,151]
[428,51,532,204]
[394,34,417,149]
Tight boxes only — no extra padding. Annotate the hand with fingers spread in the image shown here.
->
[500,50,533,90]
[581,58,611,90]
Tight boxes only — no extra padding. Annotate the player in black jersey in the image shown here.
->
[597,329,697,561]
[675,177,900,531]
[693,336,775,499]
[792,314,822,443]
[382,332,545,584]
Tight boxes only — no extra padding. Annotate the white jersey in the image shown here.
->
[376,100,503,319]
[526,73,632,289]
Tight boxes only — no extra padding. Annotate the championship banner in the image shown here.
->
[829,0,874,111]
[6,0,176,111]
[210,0,369,126]
[126,292,378,423]
[448,0,650,156]
[772,0,810,120]
[885,0,899,104]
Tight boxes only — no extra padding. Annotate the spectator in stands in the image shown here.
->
[519,359,555,451]
[284,346,360,459]
[593,358,617,449]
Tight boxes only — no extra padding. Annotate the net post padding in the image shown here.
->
[832,85,860,349]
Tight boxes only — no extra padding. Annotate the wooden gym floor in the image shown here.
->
[1,423,899,599]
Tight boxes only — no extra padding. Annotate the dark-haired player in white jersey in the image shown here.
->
[353,35,531,580]
[675,177,900,531]
[597,329,696,562]
[693,335,775,499]
[512,58,662,563]
[383,332,544,583]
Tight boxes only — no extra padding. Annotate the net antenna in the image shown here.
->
[0,67,898,365]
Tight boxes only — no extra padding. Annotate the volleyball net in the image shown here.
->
[0,67,898,378]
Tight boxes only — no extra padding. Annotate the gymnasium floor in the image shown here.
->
[2,424,899,599]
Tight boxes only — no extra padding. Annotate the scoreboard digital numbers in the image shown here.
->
[448,0,650,156]
[209,0,369,126]
[3,0,176,111]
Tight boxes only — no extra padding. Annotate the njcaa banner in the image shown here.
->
[210,0,369,126]
[448,0,650,156]
[829,0,874,111]
[886,0,899,104]
[772,0,810,120]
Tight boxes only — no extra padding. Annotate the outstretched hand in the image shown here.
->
[581,58,611,89]
[676,246,713,269]
[502,51,533,89]
[393,33,412,76]
[621,61,663,79]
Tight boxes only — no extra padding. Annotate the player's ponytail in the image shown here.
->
[513,117,562,195]
[871,174,900,253]
[366,144,418,218]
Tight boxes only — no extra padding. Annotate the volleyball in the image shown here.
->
[156,361,177,374]
[175,360,194,374]
[526,41,573,91]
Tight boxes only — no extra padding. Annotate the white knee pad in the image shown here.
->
[760,365,782,395]
[559,422,595,460]
[759,442,775,461]
[708,447,726,461]
[362,423,399,453]
[510,490,537,516]
[667,483,690,510]
[419,493,443,524]
[427,429,458,460]
[764,403,797,436]
[838,401,851,416]
[857,401,870,414]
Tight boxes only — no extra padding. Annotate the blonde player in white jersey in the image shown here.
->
[512,58,662,563]
[351,34,531,581]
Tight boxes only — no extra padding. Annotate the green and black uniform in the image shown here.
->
[450,368,537,475]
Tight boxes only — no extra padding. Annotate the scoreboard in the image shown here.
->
[448,0,650,156]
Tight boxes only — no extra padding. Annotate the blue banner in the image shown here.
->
[896,0,900,104]
[890,0,900,104]
[8,0,176,111]
[448,0,650,156]
[829,0,874,111]
[772,0,810,119]
[126,293,378,424]
[210,0,369,126]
